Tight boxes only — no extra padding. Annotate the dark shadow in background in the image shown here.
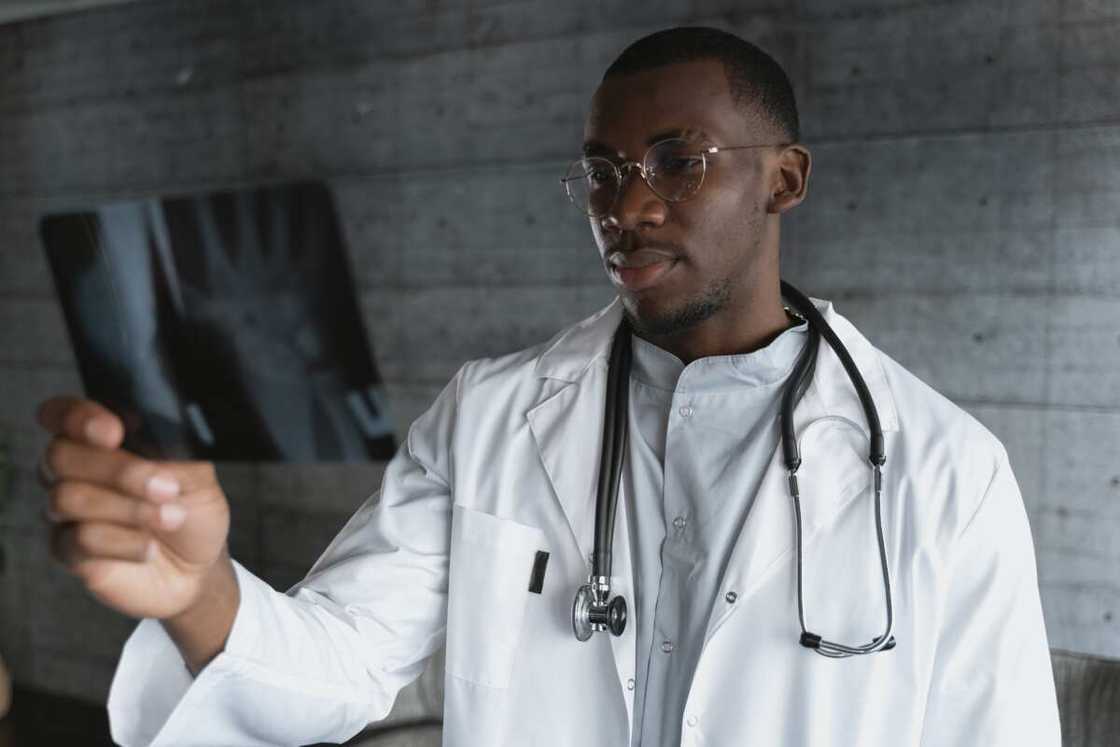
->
[39,182,395,462]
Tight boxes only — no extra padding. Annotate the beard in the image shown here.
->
[622,277,732,337]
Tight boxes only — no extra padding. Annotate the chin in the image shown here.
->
[622,288,727,338]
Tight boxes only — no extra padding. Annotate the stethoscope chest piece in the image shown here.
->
[572,576,628,641]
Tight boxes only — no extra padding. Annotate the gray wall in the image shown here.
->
[0,0,1117,710]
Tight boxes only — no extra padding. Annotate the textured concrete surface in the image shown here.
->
[0,0,1116,728]
[0,0,142,26]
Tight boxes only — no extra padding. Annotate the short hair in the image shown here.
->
[602,26,800,143]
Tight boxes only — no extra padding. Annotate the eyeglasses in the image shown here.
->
[560,137,790,218]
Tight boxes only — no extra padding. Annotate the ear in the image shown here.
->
[769,144,811,214]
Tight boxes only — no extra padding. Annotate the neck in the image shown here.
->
[633,282,795,365]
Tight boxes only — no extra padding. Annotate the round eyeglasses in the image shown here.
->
[560,137,790,218]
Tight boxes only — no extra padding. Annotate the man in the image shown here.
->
[36,27,1059,746]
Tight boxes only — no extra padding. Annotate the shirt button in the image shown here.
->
[661,639,674,653]
[725,590,738,604]
[627,678,635,690]
[687,715,699,727]
[672,515,687,530]
[679,405,694,418]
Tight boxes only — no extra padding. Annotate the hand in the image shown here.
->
[37,396,232,621]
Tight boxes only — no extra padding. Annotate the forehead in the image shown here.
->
[584,59,747,154]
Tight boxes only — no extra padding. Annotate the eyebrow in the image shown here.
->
[582,140,617,158]
[582,128,712,158]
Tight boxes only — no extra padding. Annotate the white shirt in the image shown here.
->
[625,318,808,746]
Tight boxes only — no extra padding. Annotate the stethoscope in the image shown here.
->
[572,279,897,657]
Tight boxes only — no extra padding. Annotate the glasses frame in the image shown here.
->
[560,137,793,218]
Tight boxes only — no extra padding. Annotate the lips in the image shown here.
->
[607,248,679,292]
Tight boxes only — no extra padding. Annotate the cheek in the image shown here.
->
[701,161,769,225]
[676,189,761,264]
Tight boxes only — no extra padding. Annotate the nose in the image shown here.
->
[600,163,667,233]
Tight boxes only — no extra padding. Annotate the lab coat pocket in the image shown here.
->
[445,503,546,689]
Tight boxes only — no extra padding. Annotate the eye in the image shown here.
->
[648,140,704,177]
[588,165,614,185]
[659,155,703,175]
[576,157,619,190]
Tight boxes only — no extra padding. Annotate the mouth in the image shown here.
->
[606,248,679,293]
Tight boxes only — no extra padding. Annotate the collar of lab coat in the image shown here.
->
[525,295,900,721]
[532,294,898,432]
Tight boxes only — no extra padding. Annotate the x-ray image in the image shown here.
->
[39,182,396,462]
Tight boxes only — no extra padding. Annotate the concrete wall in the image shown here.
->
[0,0,143,25]
[0,0,1117,713]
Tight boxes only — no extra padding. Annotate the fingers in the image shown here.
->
[46,480,188,532]
[42,437,189,503]
[36,451,58,489]
[50,521,152,568]
[36,396,124,449]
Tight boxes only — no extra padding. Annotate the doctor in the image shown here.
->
[36,26,1059,747]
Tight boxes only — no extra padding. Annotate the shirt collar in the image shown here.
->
[532,295,899,433]
[629,319,809,394]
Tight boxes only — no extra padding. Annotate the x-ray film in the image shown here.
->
[39,182,396,462]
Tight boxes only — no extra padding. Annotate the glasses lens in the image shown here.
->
[562,157,618,216]
[644,139,706,202]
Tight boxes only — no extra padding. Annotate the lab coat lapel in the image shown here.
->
[525,298,625,563]
[525,373,605,564]
[528,379,638,724]
[526,298,636,732]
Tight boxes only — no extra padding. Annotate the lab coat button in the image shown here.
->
[661,639,674,653]
[687,715,699,727]
[679,405,694,418]
[672,515,687,530]
[627,678,635,690]
[725,590,738,604]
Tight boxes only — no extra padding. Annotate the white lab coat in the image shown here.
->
[108,296,1061,746]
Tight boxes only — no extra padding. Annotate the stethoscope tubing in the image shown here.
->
[575,280,896,657]
[791,447,895,657]
[592,322,631,583]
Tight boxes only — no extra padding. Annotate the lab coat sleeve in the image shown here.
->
[107,366,465,747]
[918,447,1061,746]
